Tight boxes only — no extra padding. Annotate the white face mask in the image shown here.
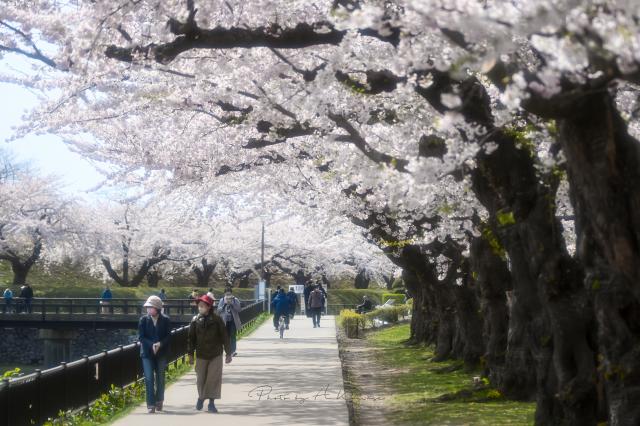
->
[198,305,209,315]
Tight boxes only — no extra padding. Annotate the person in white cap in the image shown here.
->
[139,295,172,413]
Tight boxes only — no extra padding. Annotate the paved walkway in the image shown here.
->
[114,314,349,426]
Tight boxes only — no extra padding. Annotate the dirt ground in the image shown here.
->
[337,326,397,426]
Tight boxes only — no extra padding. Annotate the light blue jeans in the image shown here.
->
[142,356,167,408]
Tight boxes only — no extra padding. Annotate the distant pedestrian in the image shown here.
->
[286,287,298,320]
[217,288,241,357]
[271,288,290,331]
[188,294,232,413]
[100,286,112,314]
[189,289,199,314]
[19,283,33,313]
[317,282,328,314]
[158,288,168,314]
[138,295,171,414]
[158,288,167,301]
[303,282,313,318]
[3,288,13,313]
[308,285,325,328]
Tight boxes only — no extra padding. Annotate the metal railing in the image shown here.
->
[0,299,267,426]
[0,298,257,317]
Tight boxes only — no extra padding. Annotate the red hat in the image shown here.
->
[197,295,213,306]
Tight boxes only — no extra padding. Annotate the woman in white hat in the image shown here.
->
[139,295,172,413]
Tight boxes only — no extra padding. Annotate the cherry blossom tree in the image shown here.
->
[3,1,640,424]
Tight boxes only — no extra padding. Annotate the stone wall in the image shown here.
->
[0,327,138,367]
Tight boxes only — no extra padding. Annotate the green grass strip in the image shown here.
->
[366,324,535,425]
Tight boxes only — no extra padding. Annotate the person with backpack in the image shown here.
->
[286,287,298,320]
[303,281,313,318]
[271,288,290,331]
[217,288,241,357]
[308,285,325,328]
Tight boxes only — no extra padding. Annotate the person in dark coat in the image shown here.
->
[317,282,328,314]
[138,295,172,413]
[286,288,298,321]
[356,295,373,314]
[308,285,325,328]
[188,295,232,413]
[271,288,290,330]
[19,283,33,313]
[303,282,313,318]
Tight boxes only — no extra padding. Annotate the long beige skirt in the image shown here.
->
[195,355,223,399]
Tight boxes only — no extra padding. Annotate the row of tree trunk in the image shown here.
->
[362,80,640,425]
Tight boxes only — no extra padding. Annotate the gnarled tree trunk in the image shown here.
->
[557,91,640,425]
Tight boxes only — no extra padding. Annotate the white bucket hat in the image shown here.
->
[143,295,163,310]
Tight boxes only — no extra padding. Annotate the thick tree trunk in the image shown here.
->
[354,269,370,289]
[453,267,484,369]
[403,268,430,344]
[473,131,597,423]
[147,269,161,288]
[558,91,640,425]
[193,259,216,288]
[3,239,42,286]
[11,261,30,286]
[469,234,511,383]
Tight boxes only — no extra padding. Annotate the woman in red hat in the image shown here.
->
[187,294,232,413]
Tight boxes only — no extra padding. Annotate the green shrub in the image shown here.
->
[338,309,366,338]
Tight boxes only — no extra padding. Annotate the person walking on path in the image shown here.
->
[157,288,168,314]
[271,288,290,331]
[19,283,33,313]
[303,281,313,318]
[3,288,13,313]
[206,287,216,301]
[317,282,328,314]
[100,286,112,314]
[217,288,241,357]
[189,289,199,315]
[188,294,232,413]
[286,287,298,320]
[308,285,325,328]
[138,295,172,414]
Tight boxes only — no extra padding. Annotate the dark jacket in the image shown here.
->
[19,286,33,299]
[287,291,298,312]
[101,289,112,300]
[138,313,172,358]
[271,293,289,313]
[303,285,312,305]
[308,289,324,309]
[188,311,230,360]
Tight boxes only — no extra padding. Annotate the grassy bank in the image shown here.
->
[351,323,535,425]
